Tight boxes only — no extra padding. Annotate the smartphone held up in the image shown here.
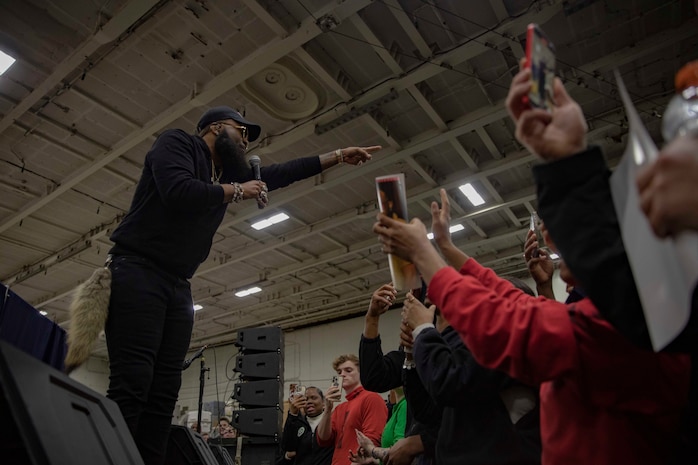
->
[529,211,553,258]
[524,23,556,112]
[289,383,306,399]
[327,375,342,402]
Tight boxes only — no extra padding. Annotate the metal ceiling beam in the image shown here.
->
[0,0,161,135]
[0,0,372,235]
[579,17,698,75]
[254,2,563,155]
[383,0,432,59]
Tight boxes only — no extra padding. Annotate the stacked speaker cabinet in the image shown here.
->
[231,326,283,465]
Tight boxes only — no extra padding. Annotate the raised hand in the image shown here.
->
[340,146,382,166]
[399,320,413,352]
[637,135,698,237]
[401,292,435,331]
[506,58,587,161]
[373,215,430,263]
[288,393,307,415]
[523,229,554,288]
[431,189,452,249]
[368,283,398,317]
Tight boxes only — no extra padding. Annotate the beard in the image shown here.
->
[215,131,251,183]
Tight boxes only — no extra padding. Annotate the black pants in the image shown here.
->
[105,255,194,465]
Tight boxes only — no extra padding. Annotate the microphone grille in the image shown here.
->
[248,155,261,166]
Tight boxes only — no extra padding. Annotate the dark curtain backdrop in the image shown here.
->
[0,283,66,370]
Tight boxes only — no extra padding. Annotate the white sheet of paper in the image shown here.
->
[610,70,698,350]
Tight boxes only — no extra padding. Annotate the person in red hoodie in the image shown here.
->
[372,187,689,465]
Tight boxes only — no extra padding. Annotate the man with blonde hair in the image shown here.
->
[316,354,387,465]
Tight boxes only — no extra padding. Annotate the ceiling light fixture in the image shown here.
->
[235,286,262,297]
[427,224,464,240]
[251,212,290,230]
[0,50,16,75]
[458,183,485,206]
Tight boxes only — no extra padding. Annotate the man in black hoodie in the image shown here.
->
[104,105,380,465]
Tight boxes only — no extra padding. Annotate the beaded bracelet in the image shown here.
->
[371,447,388,461]
[335,148,344,164]
[230,182,244,203]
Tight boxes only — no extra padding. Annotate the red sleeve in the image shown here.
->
[428,259,578,385]
[360,393,388,446]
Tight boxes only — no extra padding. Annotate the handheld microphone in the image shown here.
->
[249,155,262,180]
[182,344,208,370]
[248,155,266,209]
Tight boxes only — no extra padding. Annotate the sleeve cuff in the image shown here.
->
[412,323,435,339]
[532,146,606,190]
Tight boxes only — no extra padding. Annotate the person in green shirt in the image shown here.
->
[381,388,407,449]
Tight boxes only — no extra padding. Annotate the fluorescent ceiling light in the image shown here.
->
[251,212,290,230]
[458,183,485,206]
[235,286,262,297]
[193,304,203,311]
[0,50,15,75]
[427,224,464,240]
[40,310,48,316]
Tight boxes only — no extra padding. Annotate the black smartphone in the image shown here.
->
[525,23,556,112]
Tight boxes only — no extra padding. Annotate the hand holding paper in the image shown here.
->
[375,174,421,290]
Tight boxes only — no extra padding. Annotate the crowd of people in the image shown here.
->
[278,59,698,465]
[67,25,696,462]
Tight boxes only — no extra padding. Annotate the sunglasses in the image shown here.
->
[216,122,249,140]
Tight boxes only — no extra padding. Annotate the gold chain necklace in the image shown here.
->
[211,159,221,185]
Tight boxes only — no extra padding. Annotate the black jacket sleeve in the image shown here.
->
[149,130,223,210]
[413,327,508,408]
[403,365,440,429]
[534,147,698,351]
[406,419,438,459]
[533,147,654,348]
[281,413,305,453]
[260,156,322,191]
[359,335,403,392]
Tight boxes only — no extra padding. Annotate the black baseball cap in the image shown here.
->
[196,106,261,142]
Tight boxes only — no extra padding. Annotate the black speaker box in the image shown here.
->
[234,352,282,379]
[232,407,282,436]
[207,438,237,463]
[0,340,144,465]
[240,438,279,465]
[209,444,235,465]
[236,327,283,353]
[233,379,282,407]
[166,425,218,465]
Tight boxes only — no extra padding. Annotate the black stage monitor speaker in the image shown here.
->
[208,438,237,463]
[232,407,282,436]
[209,444,235,465]
[236,327,283,352]
[234,352,282,379]
[0,340,144,465]
[166,425,218,465]
[241,437,279,465]
[233,379,281,407]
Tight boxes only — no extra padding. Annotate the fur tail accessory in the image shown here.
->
[65,263,112,373]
